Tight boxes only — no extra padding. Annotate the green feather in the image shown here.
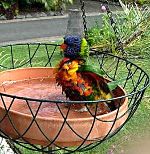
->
[79,64,105,77]
[80,38,89,58]
[107,78,126,91]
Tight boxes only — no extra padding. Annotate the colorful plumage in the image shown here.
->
[80,38,89,58]
[56,35,116,114]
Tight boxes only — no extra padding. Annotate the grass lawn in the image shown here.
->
[0,43,149,154]
[0,43,63,70]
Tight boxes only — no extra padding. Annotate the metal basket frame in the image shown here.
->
[0,43,149,153]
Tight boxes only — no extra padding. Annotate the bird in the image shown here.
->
[56,35,116,115]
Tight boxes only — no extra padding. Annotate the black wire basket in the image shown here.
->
[0,43,149,153]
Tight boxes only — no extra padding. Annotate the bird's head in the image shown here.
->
[60,35,81,59]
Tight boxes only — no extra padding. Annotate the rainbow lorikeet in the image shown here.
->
[56,35,116,114]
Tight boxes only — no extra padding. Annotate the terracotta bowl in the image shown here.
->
[0,67,128,147]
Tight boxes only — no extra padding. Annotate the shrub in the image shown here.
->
[112,0,150,5]
[0,0,18,19]
[88,0,150,57]
[27,0,73,11]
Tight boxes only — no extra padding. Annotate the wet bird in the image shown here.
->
[56,35,116,114]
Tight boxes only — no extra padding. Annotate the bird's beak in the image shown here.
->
[60,43,67,51]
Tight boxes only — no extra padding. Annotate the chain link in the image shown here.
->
[103,1,127,56]
[79,0,126,55]
[79,0,88,40]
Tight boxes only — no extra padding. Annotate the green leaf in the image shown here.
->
[2,2,11,9]
[107,78,126,91]
[79,65,105,77]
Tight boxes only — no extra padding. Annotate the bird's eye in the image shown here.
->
[74,37,78,41]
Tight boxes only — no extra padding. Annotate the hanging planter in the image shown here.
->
[0,1,149,153]
[0,43,149,153]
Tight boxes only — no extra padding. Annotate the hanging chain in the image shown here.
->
[79,0,88,40]
[79,0,126,55]
[103,1,127,56]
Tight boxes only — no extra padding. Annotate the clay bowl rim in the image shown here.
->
[0,67,136,103]
[0,67,128,122]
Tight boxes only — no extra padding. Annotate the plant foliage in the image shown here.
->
[123,0,150,5]
[88,0,150,57]
[27,0,73,11]
[0,0,18,19]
